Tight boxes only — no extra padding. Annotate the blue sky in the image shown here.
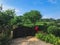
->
[0,0,60,19]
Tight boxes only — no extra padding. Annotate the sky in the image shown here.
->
[0,0,60,19]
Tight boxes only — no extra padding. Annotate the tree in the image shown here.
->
[0,9,16,45]
[0,9,15,25]
[15,16,23,26]
[23,10,42,26]
[41,18,56,22]
[0,9,16,36]
[56,19,60,23]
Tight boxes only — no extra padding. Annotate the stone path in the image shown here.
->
[11,36,53,45]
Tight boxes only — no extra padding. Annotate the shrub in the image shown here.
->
[0,34,11,45]
[0,30,12,45]
[35,32,60,45]
[36,24,47,32]
[57,39,60,45]
[47,26,60,37]
[47,26,58,34]
[35,32,43,39]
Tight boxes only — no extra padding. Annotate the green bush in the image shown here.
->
[35,32,60,45]
[47,26,60,36]
[0,35,11,45]
[47,26,58,34]
[36,24,47,32]
[35,32,43,39]
[0,32,11,45]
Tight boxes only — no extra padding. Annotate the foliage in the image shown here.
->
[23,10,42,26]
[0,9,15,25]
[35,32,60,45]
[0,8,60,45]
[10,16,24,29]
[56,19,60,23]
[0,9,15,45]
[35,24,47,32]
[47,26,58,34]
[47,26,60,36]
[0,30,11,45]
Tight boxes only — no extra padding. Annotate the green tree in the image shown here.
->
[23,10,42,26]
[0,9,15,45]
[56,19,60,23]
[15,16,23,26]
[0,9,16,32]
[0,9,15,25]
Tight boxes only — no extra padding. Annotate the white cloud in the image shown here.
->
[3,5,22,15]
[3,5,20,12]
[48,0,57,4]
[0,0,22,15]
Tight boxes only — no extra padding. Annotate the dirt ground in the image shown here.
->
[11,36,53,45]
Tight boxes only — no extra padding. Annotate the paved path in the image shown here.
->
[11,36,53,45]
